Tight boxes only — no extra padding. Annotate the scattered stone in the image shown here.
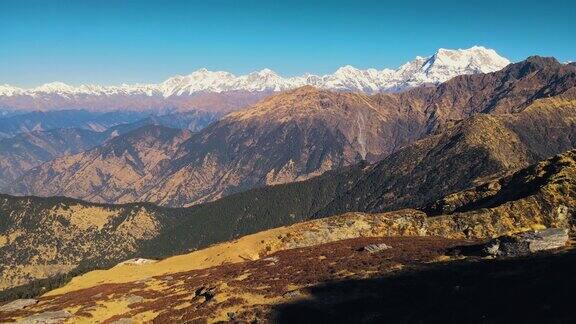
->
[19,310,72,323]
[195,286,216,302]
[483,241,500,256]
[0,299,37,312]
[120,258,157,266]
[163,276,173,281]
[262,257,279,263]
[283,290,304,299]
[485,228,569,257]
[363,243,392,253]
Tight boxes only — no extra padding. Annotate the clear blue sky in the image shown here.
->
[1,0,575,87]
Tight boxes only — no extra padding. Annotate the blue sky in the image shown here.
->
[1,0,575,87]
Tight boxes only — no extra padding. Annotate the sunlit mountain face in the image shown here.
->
[1,0,575,322]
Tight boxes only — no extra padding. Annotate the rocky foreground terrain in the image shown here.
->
[0,149,574,322]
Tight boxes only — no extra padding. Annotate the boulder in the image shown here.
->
[485,228,569,257]
[363,243,392,253]
[119,258,157,266]
[19,310,72,323]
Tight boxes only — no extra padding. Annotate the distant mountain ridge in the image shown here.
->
[0,46,509,112]
[0,109,218,139]
[0,111,218,187]
[8,56,572,207]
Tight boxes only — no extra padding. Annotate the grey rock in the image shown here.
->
[262,257,279,263]
[111,318,133,324]
[283,290,304,299]
[18,310,72,323]
[363,243,392,253]
[124,294,144,304]
[0,299,37,312]
[485,228,569,257]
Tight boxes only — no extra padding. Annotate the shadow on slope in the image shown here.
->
[273,248,576,323]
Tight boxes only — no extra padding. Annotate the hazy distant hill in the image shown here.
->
[0,111,218,187]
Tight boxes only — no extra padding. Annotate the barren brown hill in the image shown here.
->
[0,129,108,187]
[13,86,426,206]
[12,125,192,204]
[10,57,576,207]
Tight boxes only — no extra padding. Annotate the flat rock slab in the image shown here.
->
[363,243,392,253]
[119,258,157,266]
[18,310,72,323]
[486,228,569,257]
[0,299,37,312]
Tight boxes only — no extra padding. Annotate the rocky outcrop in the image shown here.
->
[484,228,569,257]
[363,243,392,253]
[0,299,37,312]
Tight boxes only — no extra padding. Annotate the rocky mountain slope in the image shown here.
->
[11,125,192,204]
[10,57,576,207]
[11,86,426,205]
[141,97,576,255]
[0,149,574,322]
[0,46,508,112]
[0,129,109,187]
[1,136,574,298]
[0,111,217,187]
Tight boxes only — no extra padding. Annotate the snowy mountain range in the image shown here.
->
[0,46,510,112]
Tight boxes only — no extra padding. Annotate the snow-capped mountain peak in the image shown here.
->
[33,82,76,93]
[0,46,511,105]
[392,46,511,89]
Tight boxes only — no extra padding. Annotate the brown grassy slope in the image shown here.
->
[1,93,574,293]
[11,125,191,204]
[1,150,574,322]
